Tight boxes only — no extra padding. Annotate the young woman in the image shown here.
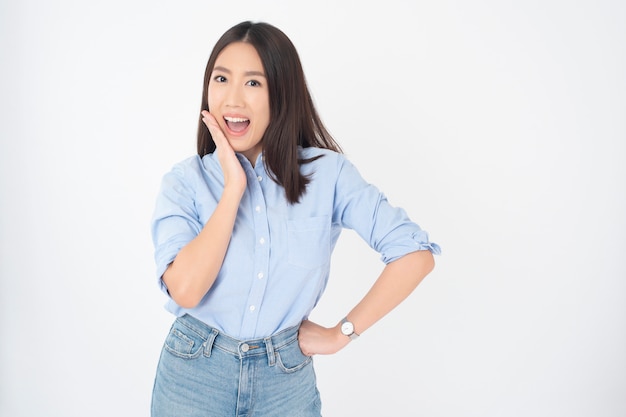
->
[151,21,440,416]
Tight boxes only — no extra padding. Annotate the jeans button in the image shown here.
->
[241,343,249,353]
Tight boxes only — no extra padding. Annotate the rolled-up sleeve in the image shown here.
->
[332,155,441,264]
[151,162,203,293]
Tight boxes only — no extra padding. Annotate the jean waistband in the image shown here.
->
[175,314,300,359]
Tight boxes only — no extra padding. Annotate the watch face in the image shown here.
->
[341,321,354,335]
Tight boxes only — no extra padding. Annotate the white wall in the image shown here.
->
[1,1,624,416]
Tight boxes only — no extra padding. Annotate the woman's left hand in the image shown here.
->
[298,319,351,356]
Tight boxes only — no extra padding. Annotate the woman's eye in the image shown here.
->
[246,80,261,87]
[214,75,227,83]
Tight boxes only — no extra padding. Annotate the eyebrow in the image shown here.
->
[213,66,266,78]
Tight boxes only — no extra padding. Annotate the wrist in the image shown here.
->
[330,324,351,352]
[221,184,245,202]
[339,317,360,341]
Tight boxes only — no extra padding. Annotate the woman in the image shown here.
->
[151,21,440,416]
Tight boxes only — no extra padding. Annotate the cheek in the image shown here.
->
[252,93,270,118]
[207,85,220,109]
[257,99,271,127]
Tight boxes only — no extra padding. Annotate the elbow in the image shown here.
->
[409,249,435,278]
[423,250,435,275]
[170,290,204,309]
[162,269,206,309]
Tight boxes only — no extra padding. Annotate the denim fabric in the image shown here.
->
[151,314,322,417]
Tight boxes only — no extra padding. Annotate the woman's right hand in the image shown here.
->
[201,111,247,196]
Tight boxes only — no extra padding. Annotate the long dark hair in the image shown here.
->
[197,21,342,204]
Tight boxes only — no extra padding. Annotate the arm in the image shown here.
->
[298,249,435,355]
[162,112,246,308]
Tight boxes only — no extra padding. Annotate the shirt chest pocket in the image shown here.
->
[287,216,331,269]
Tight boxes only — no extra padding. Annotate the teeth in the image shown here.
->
[225,116,249,123]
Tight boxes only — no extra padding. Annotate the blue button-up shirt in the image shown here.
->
[152,147,440,339]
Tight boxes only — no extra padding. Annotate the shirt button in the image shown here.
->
[257,272,264,279]
[259,237,265,244]
[249,305,256,312]
[257,176,263,182]
[241,343,249,353]
[255,205,261,212]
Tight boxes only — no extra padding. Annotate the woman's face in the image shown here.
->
[208,42,270,164]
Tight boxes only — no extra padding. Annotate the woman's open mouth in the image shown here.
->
[224,116,250,134]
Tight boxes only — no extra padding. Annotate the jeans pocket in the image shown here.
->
[276,339,312,373]
[163,320,207,359]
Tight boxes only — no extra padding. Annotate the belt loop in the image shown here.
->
[203,328,219,357]
[264,335,275,366]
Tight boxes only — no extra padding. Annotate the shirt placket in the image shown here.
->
[240,162,271,337]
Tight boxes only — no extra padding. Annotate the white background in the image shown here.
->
[1,1,625,416]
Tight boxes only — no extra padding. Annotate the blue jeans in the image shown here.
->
[151,314,322,417]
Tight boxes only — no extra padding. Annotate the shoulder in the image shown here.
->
[159,154,209,189]
[299,146,339,159]
[165,153,221,178]
[299,147,347,170]
[166,154,201,171]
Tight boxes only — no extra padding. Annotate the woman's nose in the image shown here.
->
[225,84,244,107]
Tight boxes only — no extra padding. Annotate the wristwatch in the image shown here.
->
[340,317,360,341]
